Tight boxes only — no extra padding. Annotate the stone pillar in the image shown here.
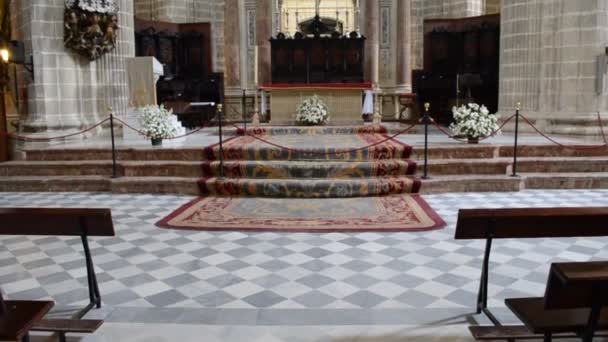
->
[17,0,135,138]
[396,0,412,93]
[256,0,272,85]
[224,0,241,90]
[363,0,379,85]
[485,0,501,14]
[498,0,608,136]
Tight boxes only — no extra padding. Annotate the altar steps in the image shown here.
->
[3,173,608,194]
[4,157,608,178]
[23,144,608,162]
[4,143,608,194]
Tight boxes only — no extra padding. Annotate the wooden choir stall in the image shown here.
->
[134,19,223,128]
[413,14,500,124]
[265,15,368,124]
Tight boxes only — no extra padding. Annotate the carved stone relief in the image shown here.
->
[64,0,119,60]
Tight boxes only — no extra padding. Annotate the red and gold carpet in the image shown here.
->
[157,194,445,233]
[199,125,420,197]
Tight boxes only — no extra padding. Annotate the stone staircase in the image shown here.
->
[2,133,608,194]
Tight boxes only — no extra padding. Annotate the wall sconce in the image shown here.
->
[0,40,34,79]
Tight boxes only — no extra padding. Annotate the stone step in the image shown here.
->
[111,177,200,195]
[0,161,116,177]
[420,175,523,193]
[5,156,608,178]
[416,159,510,175]
[24,148,206,161]
[202,159,416,178]
[516,157,608,173]
[0,176,199,194]
[0,176,111,192]
[23,144,608,162]
[2,173,608,195]
[415,157,608,175]
[0,160,204,178]
[199,176,422,197]
[522,172,608,190]
[497,145,608,157]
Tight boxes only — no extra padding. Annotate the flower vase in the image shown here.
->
[467,137,479,144]
[151,138,163,146]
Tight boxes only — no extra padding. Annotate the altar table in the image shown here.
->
[260,83,372,125]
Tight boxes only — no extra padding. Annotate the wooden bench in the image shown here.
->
[0,208,115,342]
[470,261,608,341]
[0,299,53,342]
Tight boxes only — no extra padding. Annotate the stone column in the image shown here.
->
[498,0,608,136]
[18,0,135,139]
[256,0,272,85]
[363,0,379,85]
[396,0,412,94]
[224,0,241,90]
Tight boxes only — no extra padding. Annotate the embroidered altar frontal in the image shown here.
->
[262,83,372,125]
[157,195,445,233]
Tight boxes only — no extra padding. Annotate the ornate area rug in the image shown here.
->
[157,195,444,233]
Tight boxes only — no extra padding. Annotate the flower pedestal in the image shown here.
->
[151,138,163,146]
[467,137,479,144]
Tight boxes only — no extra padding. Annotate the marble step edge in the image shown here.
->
[2,174,608,194]
[3,158,608,178]
[23,144,608,161]
[9,155,608,166]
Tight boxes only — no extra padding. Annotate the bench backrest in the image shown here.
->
[544,261,608,310]
[455,207,608,239]
[0,208,114,237]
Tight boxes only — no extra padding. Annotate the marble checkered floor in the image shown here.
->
[2,190,608,341]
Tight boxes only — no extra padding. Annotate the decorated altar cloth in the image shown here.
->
[260,83,372,125]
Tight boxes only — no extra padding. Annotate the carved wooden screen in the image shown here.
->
[415,14,500,123]
[270,35,365,84]
[134,19,220,125]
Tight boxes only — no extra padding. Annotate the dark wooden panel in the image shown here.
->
[544,262,608,310]
[0,208,114,237]
[0,300,54,340]
[506,297,608,334]
[415,14,500,124]
[454,207,608,239]
[270,35,365,84]
[469,325,584,340]
[135,19,221,126]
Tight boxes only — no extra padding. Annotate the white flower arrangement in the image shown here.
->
[137,104,185,140]
[295,95,329,125]
[449,103,500,139]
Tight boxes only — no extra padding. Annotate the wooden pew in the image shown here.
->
[0,208,115,342]
[0,298,53,342]
[454,207,608,327]
[470,261,608,341]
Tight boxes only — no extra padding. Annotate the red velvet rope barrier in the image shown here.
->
[229,121,420,156]
[3,117,111,142]
[519,114,608,150]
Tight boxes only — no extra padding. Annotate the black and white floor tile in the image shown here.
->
[1,190,607,341]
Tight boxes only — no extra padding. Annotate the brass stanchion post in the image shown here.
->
[423,102,430,180]
[511,102,521,177]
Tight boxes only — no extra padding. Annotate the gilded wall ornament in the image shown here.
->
[64,0,119,61]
